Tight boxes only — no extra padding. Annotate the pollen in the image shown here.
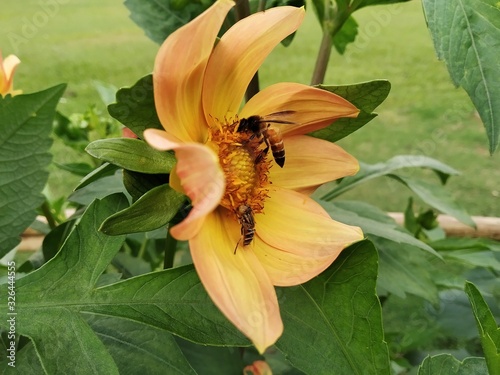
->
[209,117,270,217]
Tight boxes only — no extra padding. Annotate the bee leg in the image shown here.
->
[233,237,241,254]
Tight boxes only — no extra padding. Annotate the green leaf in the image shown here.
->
[318,155,459,200]
[100,183,185,235]
[0,195,127,374]
[311,80,390,142]
[320,200,440,257]
[124,0,213,44]
[332,16,358,54]
[74,162,120,191]
[122,169,169,202]
[54,162,94,176]
[388,174,475,228]
[0,194,246,372]
[465,282,500,375]
[276,241,391,375]
[422,0,500,153]
[107,75,162,138]
[86,315,197,375]
[0,84,66,256]
[86,138,176,174]
[418,354,488,375]
[68,171,127,206]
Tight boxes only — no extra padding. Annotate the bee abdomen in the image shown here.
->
[242,227,255,246]
[266,128,285,167]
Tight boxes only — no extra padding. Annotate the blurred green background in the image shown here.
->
[1,0,498,216]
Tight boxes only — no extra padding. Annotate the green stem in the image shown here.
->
[310,30,332,85]
[137,238,149,260]
[40,200,58,230]
[163,228,177,269]
[258,0,267,12]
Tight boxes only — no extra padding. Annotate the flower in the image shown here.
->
[144,0,363,353]
[0,51,21,97]
[243,360,273,375]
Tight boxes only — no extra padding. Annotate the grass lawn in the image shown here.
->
[2,0,499,217]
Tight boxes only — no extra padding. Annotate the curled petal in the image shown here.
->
[240,82,359,136]
[270,135,359,191]
[0,54,21,96]
[255,186,363,268]
[204,6,305,119]
[190,209,283,353]
[144,129,225,240]
[154,0,234,142]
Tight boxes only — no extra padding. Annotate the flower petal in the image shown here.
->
[255,186,363,262]
[203,6,305,119]
[154,0,234,142]
[0,54,21,96]
[239,82,359,135]
[270,135,359,191]
[190,209,283,353]
[144,129,225,240]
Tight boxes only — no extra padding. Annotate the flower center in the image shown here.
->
[208,117,271,219]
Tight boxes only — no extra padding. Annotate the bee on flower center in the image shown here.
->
[233,204,255,254]
[237,111,296,168]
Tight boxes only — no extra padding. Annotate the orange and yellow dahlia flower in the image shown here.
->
[0,51,21,97]
[144,0,363,353]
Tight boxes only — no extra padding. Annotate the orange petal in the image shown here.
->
[270,135,359,191]
[153,0,234,142]
[253,236,337,287]
[0,54,21,96]
[190,209,283,353]
[203,6,305,119]
[143,129,225,240]
[255,186,363,267]
[239,82,359,136]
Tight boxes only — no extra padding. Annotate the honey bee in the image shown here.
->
[233,204,255,254]
[237,111,296,168]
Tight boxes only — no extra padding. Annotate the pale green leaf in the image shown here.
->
[418,354,488,375]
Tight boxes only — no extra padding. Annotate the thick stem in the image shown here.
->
[163,228,177,269]
[40,200,58,230]
[310,31,332,85]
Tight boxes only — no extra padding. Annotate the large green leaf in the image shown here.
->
[0,194,246,372]
[124,0,213,44]
[418,354,488,375]
[86,138,176,174]
[318,155,459,200]
[107,75,162,138]
[0,85,66,256]
[311,80,390,142]
[422,0,500,153]
[465,282,500,375]
[276,240,391,375]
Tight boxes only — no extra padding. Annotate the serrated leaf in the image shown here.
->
[418,354,488,375]
[310,80,390,142]
[388,174,475,228]
[86,315,197,375]
[319,155,459,200]
[107,75,162,138]
[124,0,213,44]
[422,0,500,153]
[0,194,246,372]
[0,84,66,256]
[276,241,391,375]
[100,183,185,235]
[86,138,176,174]
[465,282,500,375]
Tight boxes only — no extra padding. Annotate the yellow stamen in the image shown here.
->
[209,118,270,218]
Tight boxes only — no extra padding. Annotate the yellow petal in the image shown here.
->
[144,129,225,240]
[203,6,305,119]
[255,186,363,259]
[154,0,234,142]
[190,209,283,354]
[253,236,337,287]
[239,82,359,136]
[270,135,359,191]
[0,54,21,96]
